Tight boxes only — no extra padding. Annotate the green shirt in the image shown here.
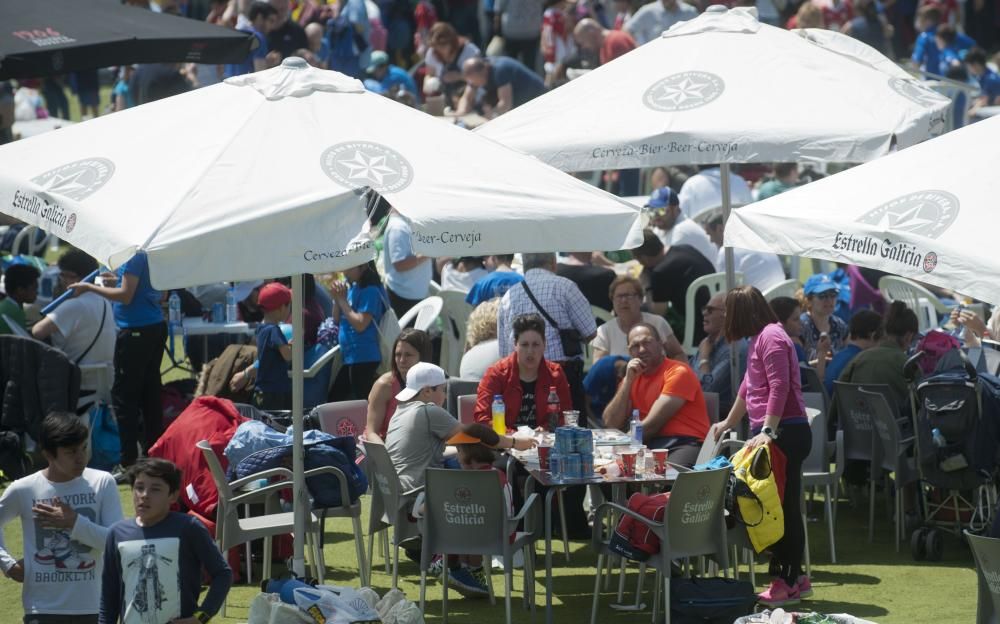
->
[0,297,25,335]
[837,340,909,410]
[757,179,794,201]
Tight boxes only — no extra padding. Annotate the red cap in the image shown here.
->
[257,282,292,312]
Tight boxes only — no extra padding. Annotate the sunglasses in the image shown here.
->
[815,291,838,300]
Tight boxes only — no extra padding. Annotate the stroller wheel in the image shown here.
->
[911,527,928,561]
[925,529,944,562]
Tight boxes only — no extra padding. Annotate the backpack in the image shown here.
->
[608,491,670,561]
[0,430,31,483]
[87,403,120,471]
[670,577,757,624]
[915,330,962,376]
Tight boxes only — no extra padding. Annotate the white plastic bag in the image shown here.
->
[375,588,407,620]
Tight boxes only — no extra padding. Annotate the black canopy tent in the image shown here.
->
[0,0,255,80]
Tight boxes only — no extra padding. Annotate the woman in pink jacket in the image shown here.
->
[709,286,812,608]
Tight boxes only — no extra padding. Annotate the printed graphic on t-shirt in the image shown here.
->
[119,538,181,624]
[31,492,99,583]
[517,379,537,427]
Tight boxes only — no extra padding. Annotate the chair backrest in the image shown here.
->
[457,394,477,425]
[802,392,829,474]
[397,296,443,332]
[967,531,1000,624]
[877,275,947,332]
[362,440,407,523]
[446,377,480,417]
[800,364,830,415]
[704,391,719,424]
[422,467,509,556]
[833,381,889,462]
[682,272,743,354]
[694,434,722,467]
[860,389,906,472]
[438,290,475,376]
[197,439,234,505]
[662,467,730,564]
[591,305,613,324]
[761,278,800,300]
[313,400,367,439]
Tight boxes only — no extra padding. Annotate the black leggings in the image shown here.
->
[331,361,380,402]
[766,422,812,583]
[113,322,167,466]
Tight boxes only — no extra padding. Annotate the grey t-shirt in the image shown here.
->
[385,401,459,491]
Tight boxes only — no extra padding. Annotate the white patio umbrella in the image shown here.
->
[725,114,1000,306]
[0,57,642,577]
[476,6,949,171]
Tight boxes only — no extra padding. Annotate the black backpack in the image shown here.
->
[0,430,32,483]
[671,577,757,624]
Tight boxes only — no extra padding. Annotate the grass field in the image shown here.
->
[0,478,979,623]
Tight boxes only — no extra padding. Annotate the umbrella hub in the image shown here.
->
[225,56,365,101]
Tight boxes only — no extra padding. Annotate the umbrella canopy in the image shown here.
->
[0,57,642,289]
[725,114,1000,305]
[476,6,950,172]
[0,0,254,80]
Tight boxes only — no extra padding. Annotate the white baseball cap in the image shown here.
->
[395,362,447,401]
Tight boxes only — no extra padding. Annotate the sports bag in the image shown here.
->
[670,577,757,624]
[730,444,785,553]
[87,403,120,471]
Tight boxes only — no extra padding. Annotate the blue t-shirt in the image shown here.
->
[224,27,267,78]
[979,69,1000,104]
[374,65,420,101]
[824,343,863,395]
[100,512,231,622]
[466,270,524,306]
[112,79,134,109]
[256,323,291,393]
[911,26,975,74]
[114,252,163,328]
[339,284,384,364]
[488,56,546,108]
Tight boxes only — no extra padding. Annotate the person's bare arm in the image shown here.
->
[494,83,514,116]
[640,394,687,440]
[69,272,138,305]
[31,316,59,341]
[664,334,686,361]
[592,346,609,363]
[365,375,392,443]
[392,255,428,272]
[454,84,477,116]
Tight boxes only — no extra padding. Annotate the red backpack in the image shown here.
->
[608,492,670,561]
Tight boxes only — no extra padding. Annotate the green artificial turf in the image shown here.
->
[0,481,978,623]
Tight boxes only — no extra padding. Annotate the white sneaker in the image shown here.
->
[490,549,524,571]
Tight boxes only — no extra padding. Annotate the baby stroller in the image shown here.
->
[905,351,998,561]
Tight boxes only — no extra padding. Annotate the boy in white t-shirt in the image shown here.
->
[0,412,123,624]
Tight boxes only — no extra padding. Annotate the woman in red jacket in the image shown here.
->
[474,314,572,431]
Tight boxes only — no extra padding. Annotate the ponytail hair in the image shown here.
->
[884,300,919,338]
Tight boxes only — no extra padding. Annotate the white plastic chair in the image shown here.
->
[681,272,743,355]
[704,391,720,424]
[878,275,951,333]
[438,290,474,376]
[802,392,844,575]
[397,295,443,332]
[313,400,367,439]
[457,394,477,424]
[761,278,800,300]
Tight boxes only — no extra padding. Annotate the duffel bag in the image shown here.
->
[670,577,757,624]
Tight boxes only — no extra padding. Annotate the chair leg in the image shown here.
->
[557,489,570,562]
[319,509,328,548]
[216,539,228,619]
[311,530,326,584]
[651,569,660,624]
[616,557,627,602]
[524,546,536,613]
[441,552,449,624]
[392,535,401,590]
[420,570,428,614]
[802,509,811,579]
[486,560,497,606]
[633,563,647,608]
[590,554,604,624]
[263,535,273,583]
[382,530,391,573]
[826,484,837,564]
[748,549,755,587]
[894,485,901,553]
[663,572,671,624]
[505,569,513,624]
[352,515,368,587]
[367,530,376,582]
[868,475,876,543]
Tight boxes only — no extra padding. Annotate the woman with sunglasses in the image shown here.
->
[799,274,847,360]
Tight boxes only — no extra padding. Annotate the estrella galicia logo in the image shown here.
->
[856,190,959,240]
[454,487,472,502]
[643,71,724,112]
[888,78,949,108]
[922,251,938,273]
[31,157,115,201]
[320,142,413,194]
[64,213,77,234]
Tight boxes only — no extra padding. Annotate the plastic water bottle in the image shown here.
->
[629,409,643,448]
[547,386,560,432]
[226,285,238,323]
[168,292,181,326]
[492,395,506,436]
[931,428,947,448]
[635,447,647,480]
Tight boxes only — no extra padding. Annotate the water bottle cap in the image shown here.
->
[494,394,503,400]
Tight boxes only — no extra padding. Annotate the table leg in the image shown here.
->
[544,486,558,624]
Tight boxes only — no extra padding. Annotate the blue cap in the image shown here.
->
[803,274,839,296]
[645,187,679,209]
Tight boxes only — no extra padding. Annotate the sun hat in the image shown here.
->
[395,362,447,401]
[257,282,292,312]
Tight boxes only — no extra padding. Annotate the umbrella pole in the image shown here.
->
[291,274,307,578]
[720,163,741,413]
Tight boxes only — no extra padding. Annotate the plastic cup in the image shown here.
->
[538,445,552,471]
[563,410,580,427]
[618,451,637,477]
[652,449,669,475]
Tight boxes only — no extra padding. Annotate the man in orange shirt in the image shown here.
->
[603,323,709,467]
[573,18,637,66]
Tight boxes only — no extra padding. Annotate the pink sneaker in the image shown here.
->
[796,575,813,599]
[758,577,800,608]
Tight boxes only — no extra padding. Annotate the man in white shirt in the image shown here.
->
[0,412,123,624]
[623,0,698,45]
[32,250,116,393]
[704,210,786,292]
[646,186,717,265]
[677,165,754,221]
[382,209,432,317]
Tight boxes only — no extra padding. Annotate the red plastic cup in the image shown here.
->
[652,449,669,475]
[618,451,637,477]
[538,445,552,470]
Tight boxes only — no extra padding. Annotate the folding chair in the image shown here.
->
[364,440,423,589]
[802,393,844,573]
[681,272,743,355]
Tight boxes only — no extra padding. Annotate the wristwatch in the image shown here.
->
[761,426,778,441]
[193,611,211,624]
